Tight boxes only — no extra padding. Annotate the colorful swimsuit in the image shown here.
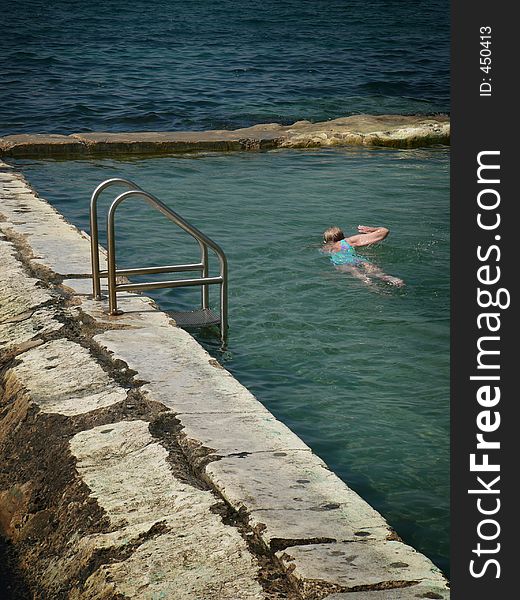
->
[329,239,362,266]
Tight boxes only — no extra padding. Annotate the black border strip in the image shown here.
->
[451,1,516,596]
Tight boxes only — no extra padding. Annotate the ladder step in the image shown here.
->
[168,308,220,328]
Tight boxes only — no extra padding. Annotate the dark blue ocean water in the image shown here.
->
[2,0,449,135]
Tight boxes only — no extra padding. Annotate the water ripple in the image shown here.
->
[1,0,449,135]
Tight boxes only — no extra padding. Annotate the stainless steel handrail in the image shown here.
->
[98,263,205,277]
[90,178,142,300]
[106,189,228,343]
[114,276,223,292]
[90,178,210,311]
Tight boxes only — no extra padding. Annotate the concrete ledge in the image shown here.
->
[0,114,449,158]
[276,542,448,595]
[0,134,85,158]
[69,421,265,600]
[326,586,449,600]
[0,166,450,598]
[10,339,127,416]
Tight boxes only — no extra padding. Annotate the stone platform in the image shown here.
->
[0,115,449,159]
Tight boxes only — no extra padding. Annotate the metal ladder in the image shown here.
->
[89,178,228,344]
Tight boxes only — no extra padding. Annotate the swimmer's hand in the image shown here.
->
[381,275,405,287]
[348,226,389,247]
[357,225,379,234]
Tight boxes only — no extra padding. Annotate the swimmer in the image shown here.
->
[322,225,404,287]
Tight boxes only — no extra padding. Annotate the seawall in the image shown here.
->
[0,115,449,158]
[0,159,450,599]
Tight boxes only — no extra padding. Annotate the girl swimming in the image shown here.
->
[322,225,404,287]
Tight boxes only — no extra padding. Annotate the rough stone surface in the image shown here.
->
[206,451,392,547]
[0,134,84,157]
[276,541,448,593]
[0,308,60,354]
[179,411,310,460]
[72,129,281,155]
[76,529,265,600]
[68,421,264,599]
[280,114,449,149]
[325,582,450,599]
[0,239,52,322]
[0,238,62,353]
[7,339,127,415]
[1,170,271,598]
[0,171,102,275]
[0,114,449,158]
[93,324,270,415]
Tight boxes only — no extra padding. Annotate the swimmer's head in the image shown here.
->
[323,226,344,244]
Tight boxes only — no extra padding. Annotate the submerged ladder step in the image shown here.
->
[168,308,221,328]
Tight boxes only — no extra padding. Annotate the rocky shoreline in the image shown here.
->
[0,115,449,159]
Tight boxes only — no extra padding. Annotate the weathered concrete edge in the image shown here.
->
[0,114,450,158]
[0,165,275,599]
[0,162,450,598]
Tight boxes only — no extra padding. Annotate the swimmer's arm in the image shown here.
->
[347,225,390,247]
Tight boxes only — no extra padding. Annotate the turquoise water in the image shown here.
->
[1,0,449,134]
[15,146,450,573]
